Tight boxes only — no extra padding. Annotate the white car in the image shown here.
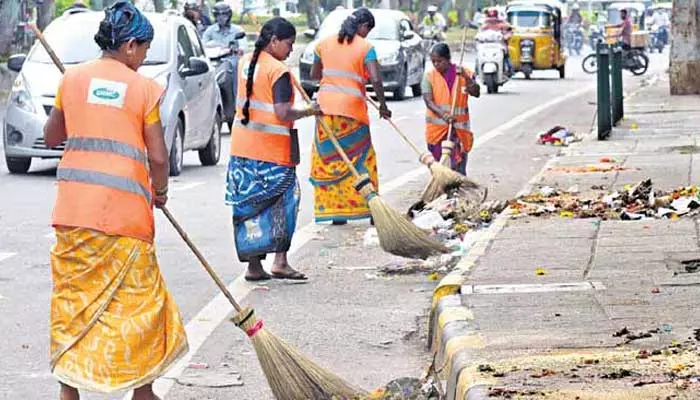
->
[4,8,222,175]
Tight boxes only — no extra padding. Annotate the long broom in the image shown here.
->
[31,23,362,400]
[292,80,448,260]
[365,96,483,203]
[162,207,362,400]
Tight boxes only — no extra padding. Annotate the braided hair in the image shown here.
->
[241,17,296,125]
[94,0,154,51]
[338,7,375,44]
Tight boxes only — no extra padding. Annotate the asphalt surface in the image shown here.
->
[0,51,669,399]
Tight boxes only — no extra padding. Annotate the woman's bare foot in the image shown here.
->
[59,384,79,400]
[271,253,308,280]
[245,257,272,281]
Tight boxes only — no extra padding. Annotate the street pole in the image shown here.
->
[596,42,611,140]
[610,45,624,125]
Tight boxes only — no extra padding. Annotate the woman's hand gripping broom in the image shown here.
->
[293,80,448,260]
[30,22,362,400]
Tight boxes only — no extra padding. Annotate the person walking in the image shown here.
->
[309,7,392,225]
[43,2,187,399]
[422,43,480,174]
[227,17,321,282]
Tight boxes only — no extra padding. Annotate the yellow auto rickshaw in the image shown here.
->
[506,1,567,79]
[605,2,649,48]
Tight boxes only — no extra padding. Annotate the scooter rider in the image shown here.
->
[420,5,447,41]
[202,2,248,55]
[480,9,513,75]
[183,0,211,36]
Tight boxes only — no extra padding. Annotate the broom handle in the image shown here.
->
[30,24,66,74]
[447,25,470,139]
[365,96,423,157]
[161,207,244,312]
[32,26,246,314]
[291,80,363,180]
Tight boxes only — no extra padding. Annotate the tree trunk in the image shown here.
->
[0,0,20,56]
[152,0,165,12]
[36,0,56,31]
[669,0,700,94]
[306,0,319,29]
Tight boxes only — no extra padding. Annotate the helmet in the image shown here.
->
[572,3,580,10]
[486,9,498,18]
[184,0,199,11]
[427,5,438,13]
[212,1,232,24]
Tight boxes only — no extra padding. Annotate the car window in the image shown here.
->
[184,23,204,57]
[177,25,195,64]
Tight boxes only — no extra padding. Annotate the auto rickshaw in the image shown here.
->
[506,1,566,79]
[605,2,649,48]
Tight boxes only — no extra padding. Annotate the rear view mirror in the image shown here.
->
[7,54,26,73]
[234,31,246,40]
[180,57,209,77]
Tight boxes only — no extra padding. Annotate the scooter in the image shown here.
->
[564,23,584,55]
[475,30,509,94]
[589,25,604,50]
[649,25,668,53]
[420,25,444,55]
[204,31,246,132]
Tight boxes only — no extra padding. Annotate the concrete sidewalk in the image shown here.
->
[431,75,700,399]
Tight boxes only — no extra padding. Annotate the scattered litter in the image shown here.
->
[535,267,548,276]
[599,157,617,163]
[663,324,673,332]
[188,362,209,369]
[537,126,581,146]
[547,164,630,173]
[613,327,630,337]
[413,210,452,230]
[363,228,379,247]
[600,369,640,379]
[478,364,495,373]
[651,287,660,294]
[427,272,441,281]
[530,368,556,378]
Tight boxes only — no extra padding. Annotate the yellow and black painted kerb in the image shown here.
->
[428,216,509,400]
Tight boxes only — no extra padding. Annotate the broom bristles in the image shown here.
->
[233,308,364,400]
[368,196,449,260]
[422,162,483,204]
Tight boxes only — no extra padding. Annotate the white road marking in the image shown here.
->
[171,182,206,192]
[144,84,598,399]
[462,281,605,294]
[0,252,16,263]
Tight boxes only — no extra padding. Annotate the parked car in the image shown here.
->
[3,8,222,176]
[299,8,425,101]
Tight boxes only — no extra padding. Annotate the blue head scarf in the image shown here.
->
[94,1,154,51]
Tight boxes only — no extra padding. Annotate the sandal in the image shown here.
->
[271,270,308,280]
[244,271,273,282]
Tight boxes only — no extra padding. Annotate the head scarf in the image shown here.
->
[96,1,154,50]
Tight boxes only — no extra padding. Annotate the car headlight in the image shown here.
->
[301,49,315,64]
[10,75,35,114]
[378,51,400,66]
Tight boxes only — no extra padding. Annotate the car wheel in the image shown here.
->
[393,64,407,101]
[559,64,566,79]
[199,112,222,166]
[5,156,31,174]
[169,119,184,177]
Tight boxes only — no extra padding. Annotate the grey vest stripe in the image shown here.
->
[234,119,290,136]
[438,105,469,115]
[425,117,471,130]
[323,69,365,84]
[57,168,152,203]
[236,98,276,113]
[65,137,148,165]
[318,84,365,98]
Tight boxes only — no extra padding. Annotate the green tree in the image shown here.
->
[0,0,21,56]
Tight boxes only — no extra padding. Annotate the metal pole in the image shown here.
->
[597,42,612,140]
[610,45,624,125]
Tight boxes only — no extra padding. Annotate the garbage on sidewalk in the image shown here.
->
[509,179,700,220]
[537,126,581,146]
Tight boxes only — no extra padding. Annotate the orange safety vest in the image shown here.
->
[230,51,298,166]
[425,67,473,152]
[316,34,372,125]
[52,58,163,243]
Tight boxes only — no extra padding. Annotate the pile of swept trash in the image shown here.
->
[510,178,700,220]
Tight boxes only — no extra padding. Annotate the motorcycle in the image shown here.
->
[475,30,509,94]
[581,45,649,76]
[420,25,444,55]
[649,25,668,53]
[564,23,584,55]
[588,25,604,50]
[204,31,246,132]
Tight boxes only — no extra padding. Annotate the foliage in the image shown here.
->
[56,0,91,15]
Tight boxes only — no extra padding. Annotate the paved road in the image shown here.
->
[0,52,668,398]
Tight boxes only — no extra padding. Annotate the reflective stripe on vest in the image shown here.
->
[436,105,469,115]
[65,137,148,166]
[425,116,471,130]
[318,84,365,98]
[233,119,290,136]
[323,69,365,84]
[57,168,152,203]
[235,98,276,113]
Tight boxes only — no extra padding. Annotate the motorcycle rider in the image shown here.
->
[420,5,447,41]
[202,2,248,55]
[480,9,513,76]
[611,8,633,51]
[183,0,211,36]
[649,8,670,46]
[565,4,585,53]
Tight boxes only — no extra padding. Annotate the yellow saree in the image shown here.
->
[50,227,188,393]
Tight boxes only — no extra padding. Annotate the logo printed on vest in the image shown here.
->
[87,78,127,108]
